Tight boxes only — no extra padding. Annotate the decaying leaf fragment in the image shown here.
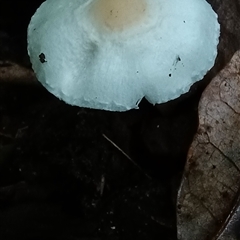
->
[0,61,37,84]
[177,50,240,240]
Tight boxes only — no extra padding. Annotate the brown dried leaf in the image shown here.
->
[211,0,240,62]
[0,61,37,84]
[177,51,240,240]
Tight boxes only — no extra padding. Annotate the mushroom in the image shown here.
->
[28,0,220,111]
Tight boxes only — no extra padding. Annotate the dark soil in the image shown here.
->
[0,1,209,240]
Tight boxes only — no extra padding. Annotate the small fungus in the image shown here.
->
[28,0,220,111]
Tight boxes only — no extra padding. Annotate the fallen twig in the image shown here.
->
[102,133,152,180]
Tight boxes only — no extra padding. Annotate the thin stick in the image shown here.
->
[102,133,152,180]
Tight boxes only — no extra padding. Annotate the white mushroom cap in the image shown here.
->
[28,0,220,111]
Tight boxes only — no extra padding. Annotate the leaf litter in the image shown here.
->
[177,51,240,240]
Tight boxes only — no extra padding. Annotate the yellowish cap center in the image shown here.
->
[90,0,147,31]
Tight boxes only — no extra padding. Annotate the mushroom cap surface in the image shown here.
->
[28,0,220,111]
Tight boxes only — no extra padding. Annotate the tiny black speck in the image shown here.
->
[169,74,172,77]
[39,53,47,63]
